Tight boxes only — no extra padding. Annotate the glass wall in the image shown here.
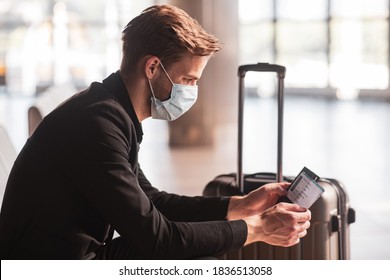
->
[239,0,389,98]
[0,0,154,96]
[1,0,389,98]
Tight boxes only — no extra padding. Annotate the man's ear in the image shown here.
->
[144,56,160,79]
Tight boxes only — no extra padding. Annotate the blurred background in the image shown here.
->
[0,0,389,259]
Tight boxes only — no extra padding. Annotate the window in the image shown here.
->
[239,0,389,98]
[0,0,154,96]
[330,0,389,97]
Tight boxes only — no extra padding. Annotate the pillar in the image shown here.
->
[166,0,239,147]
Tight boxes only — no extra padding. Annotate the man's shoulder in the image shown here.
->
[61,81,123,112]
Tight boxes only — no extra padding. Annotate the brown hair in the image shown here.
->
[120,4,221,74]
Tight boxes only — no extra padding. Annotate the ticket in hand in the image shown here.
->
[287,167,325,209]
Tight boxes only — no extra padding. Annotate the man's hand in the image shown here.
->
[227,182,289,220]
[244,203,311,247]
[225,182,311,247]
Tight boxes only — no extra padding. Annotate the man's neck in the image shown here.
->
[120,71,151,122]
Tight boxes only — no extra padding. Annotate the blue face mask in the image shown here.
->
[149,62,198,121]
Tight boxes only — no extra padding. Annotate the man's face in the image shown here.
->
[151,55,210,101]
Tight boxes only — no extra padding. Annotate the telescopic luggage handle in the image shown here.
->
[237,63,286,193]
[238,63,286,78]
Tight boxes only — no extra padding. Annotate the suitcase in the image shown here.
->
[203,63,356,260]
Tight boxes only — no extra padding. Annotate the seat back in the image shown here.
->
[0,125,17,208]
[28,106,43,137]
[28,83,76,136]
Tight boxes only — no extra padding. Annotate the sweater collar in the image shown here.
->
[102,71,143,144]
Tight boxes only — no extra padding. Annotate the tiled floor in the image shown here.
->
[1,92,390,260]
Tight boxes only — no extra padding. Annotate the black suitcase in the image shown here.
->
[203,63,356,260]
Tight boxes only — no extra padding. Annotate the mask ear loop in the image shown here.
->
[148,79,158,101]
[159,61,175,85]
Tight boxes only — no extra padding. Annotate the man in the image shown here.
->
[0,5,310,260]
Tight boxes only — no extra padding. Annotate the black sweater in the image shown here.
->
[0,72,247,259]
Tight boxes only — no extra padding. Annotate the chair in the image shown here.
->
[0,125,17,208]
[28,83,76,136]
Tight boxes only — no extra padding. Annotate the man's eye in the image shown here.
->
[183,78,197,85]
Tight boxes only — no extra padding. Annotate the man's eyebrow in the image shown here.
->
[185,74,200,80]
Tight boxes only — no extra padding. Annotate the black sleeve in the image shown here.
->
[67,103,247,259]
[137,167,232,222]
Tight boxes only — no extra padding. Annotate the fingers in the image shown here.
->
[287,210,311,246]
[262,182,290,196]
[256,202,312,247]
[298,221,310,237]
[279,203,312,219]
[242,182,292,217]
[283,203,312,223]
[280,224,310,247]
[301,220,311,230]
[278,182,291,190]
[280,202,307,212]
[288,206,311,245]
[268,181,290,191]
[294,220,310,244]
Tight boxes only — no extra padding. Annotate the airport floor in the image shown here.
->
[1,92,389,260]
